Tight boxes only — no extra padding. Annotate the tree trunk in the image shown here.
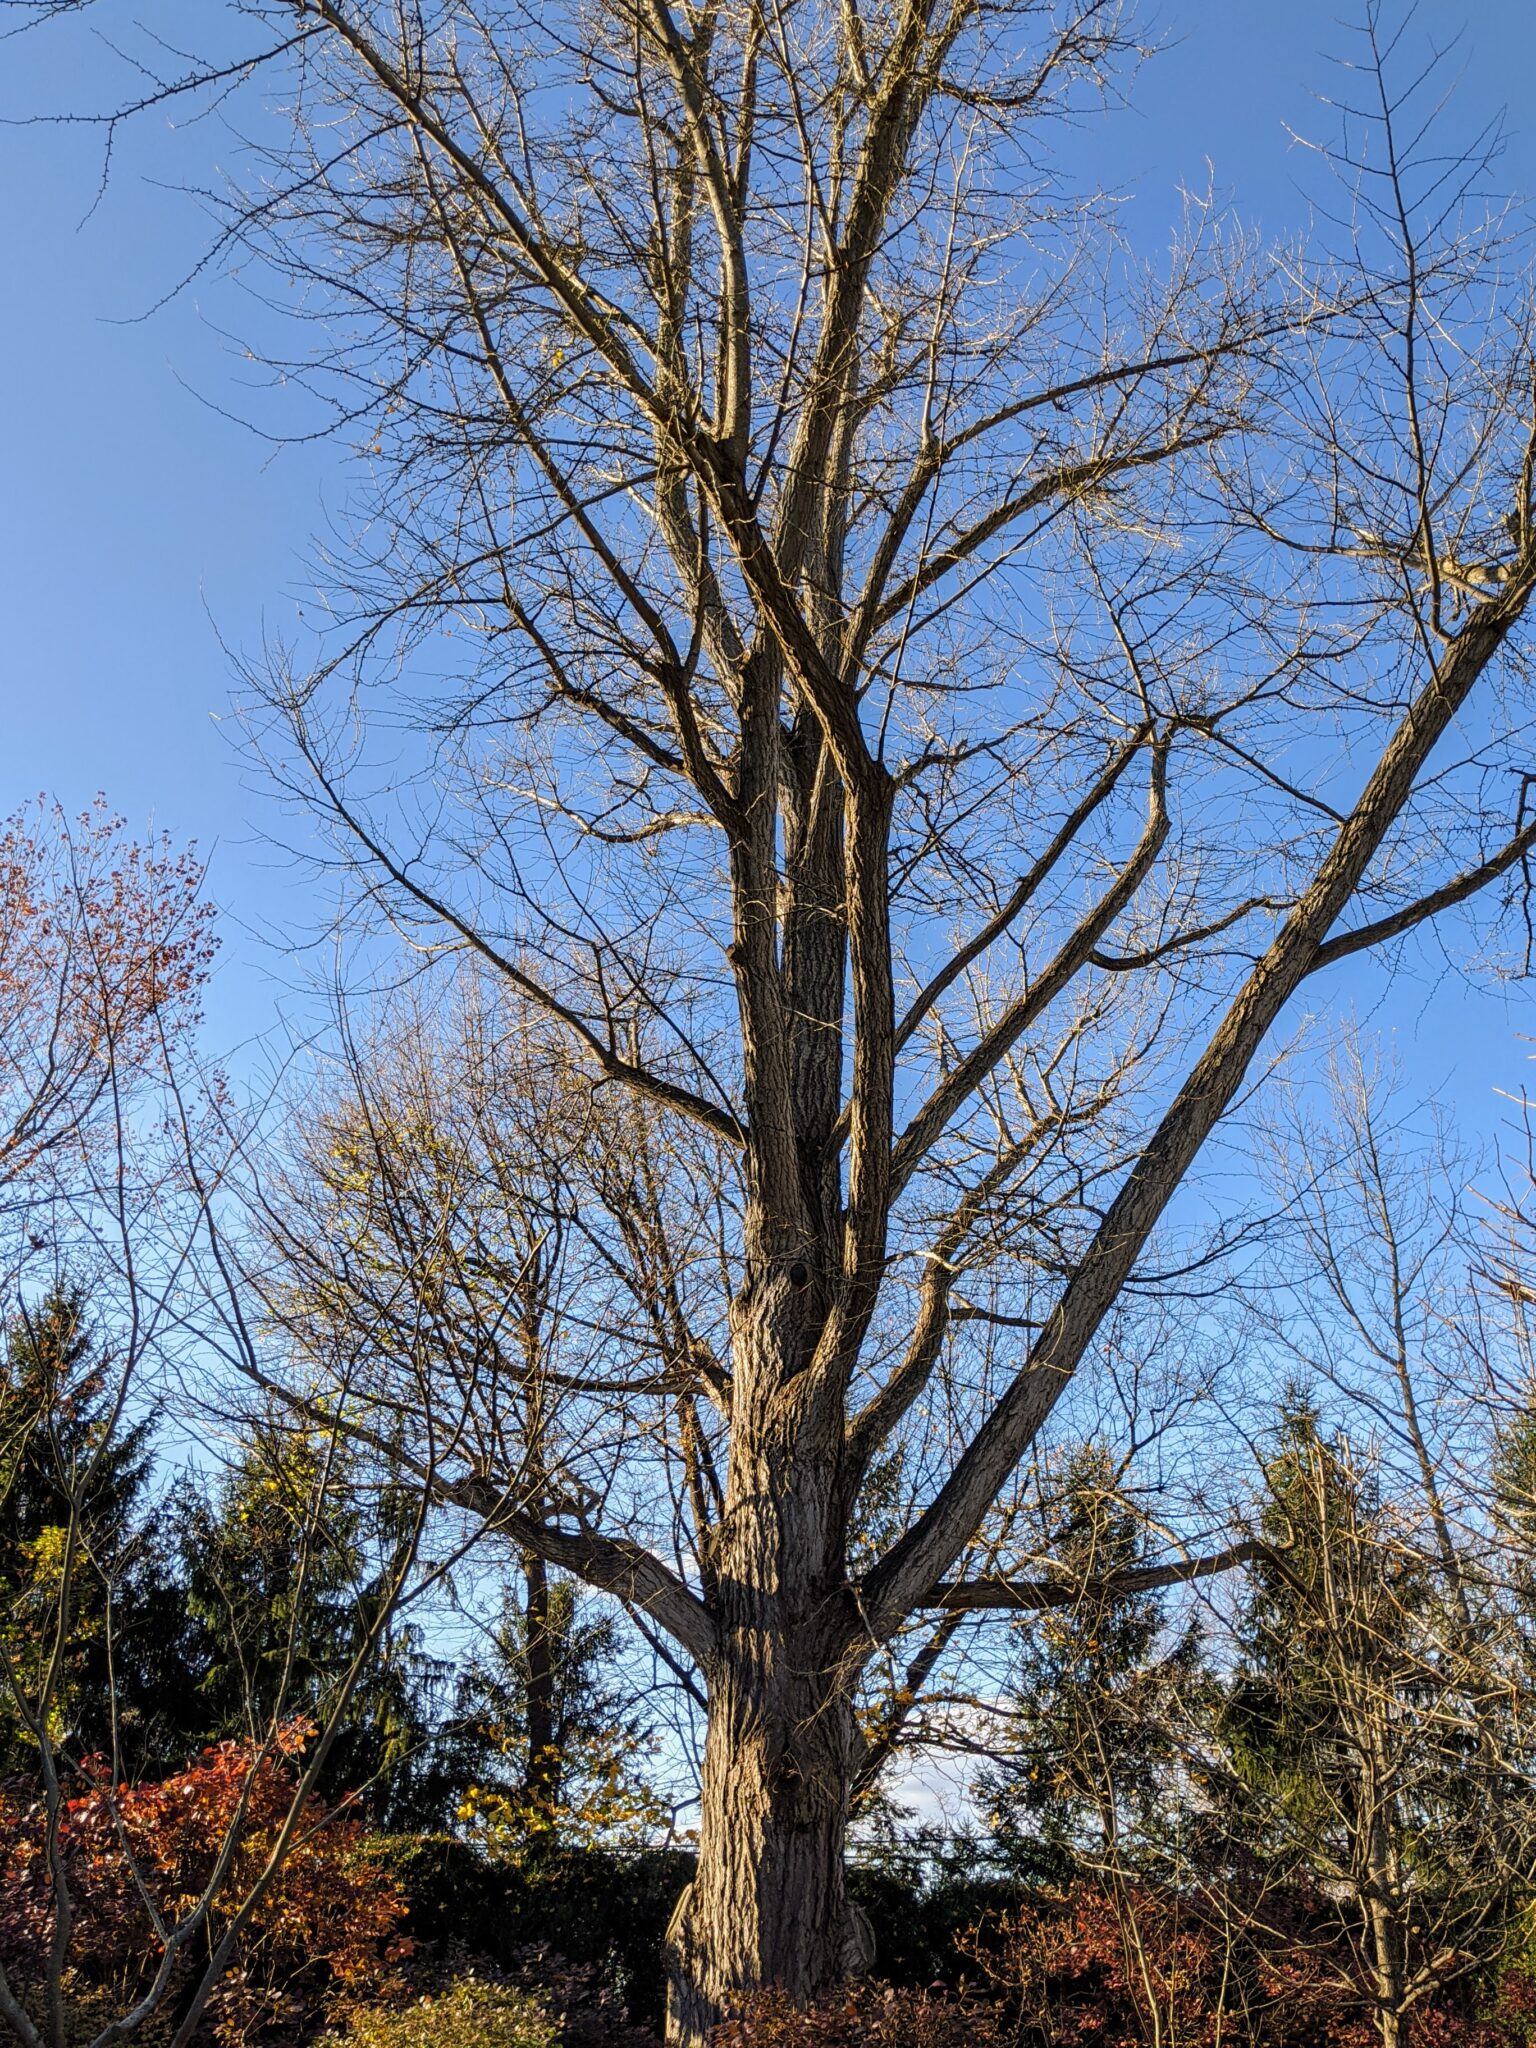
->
[665,1643,869,2046]
[1366,1872,1408,2048]
[521,1547,558,1816]
[1361,1726,1408,2048]
[664,1278,872,2047]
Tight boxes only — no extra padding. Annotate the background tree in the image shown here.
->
[0,1288,195,1779]
[977,1444,1204,1885]
[0,1304,442,2048]
[0,796,470,2048]
[0,799,213,1251]
[254,975,717,1799]
[1492,1389,1536,1699]
[44,0,1536,2033]
[453,1571,670,1860]
[174,1423,449,1826]
[1222,1402,1525,2048]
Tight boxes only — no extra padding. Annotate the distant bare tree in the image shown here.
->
[0,799,213,1272]
[1206,1056,1536,2048]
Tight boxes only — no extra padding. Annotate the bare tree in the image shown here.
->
[254,971,722,1748]
[1209,1056,1536,2048]
[0,799,214,1263]
[35,0,1536,2031]
[1244,1047,1496,1597]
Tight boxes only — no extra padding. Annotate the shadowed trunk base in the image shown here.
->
[662,1655,874,2046]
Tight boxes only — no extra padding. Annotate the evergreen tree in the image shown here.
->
[1491,1380,1536,1665]
[977,1444,1203,1882]
[0,1287,196,1777]
[173,1422,446,1824]
[452,1565,666,1862]
[1221,1398,1523,2048]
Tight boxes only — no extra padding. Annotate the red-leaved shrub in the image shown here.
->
[962,1882,1365,2048]
[710,1878,1516,2048]
[710,1981,1015,2047]
[0,1728,410,2046]
[961,1880,1504,2048]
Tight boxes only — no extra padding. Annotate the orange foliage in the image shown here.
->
[0,1727,410,2046]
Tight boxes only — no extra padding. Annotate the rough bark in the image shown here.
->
[666,1637,864,2047]
[663,1277,867,2045]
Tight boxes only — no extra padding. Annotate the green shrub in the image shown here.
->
[326,1979,558,2048]
[365,1834,686,2034]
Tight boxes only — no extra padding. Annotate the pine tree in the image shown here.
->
[451,1566,666,1862]
[173,1423,445,1823]
[1221,1398,1523,2048]
[0,1287,195,1776]
[977,1444,1203,1883]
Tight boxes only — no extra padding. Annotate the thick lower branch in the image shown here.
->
[443,1477,719,1666]
[923,1539,1269,1612]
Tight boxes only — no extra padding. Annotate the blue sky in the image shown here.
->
[2,0,1533,1121]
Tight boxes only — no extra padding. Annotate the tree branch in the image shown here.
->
[889,738,1169,1194]
[284,720,747,1148]
[444,1476,720,1667]
[892,725,1150,1057]
[1308,814,1536,971]
[860,563,1536,1640]
[924,1538,1269,1611]
[851,1608,964,1803]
